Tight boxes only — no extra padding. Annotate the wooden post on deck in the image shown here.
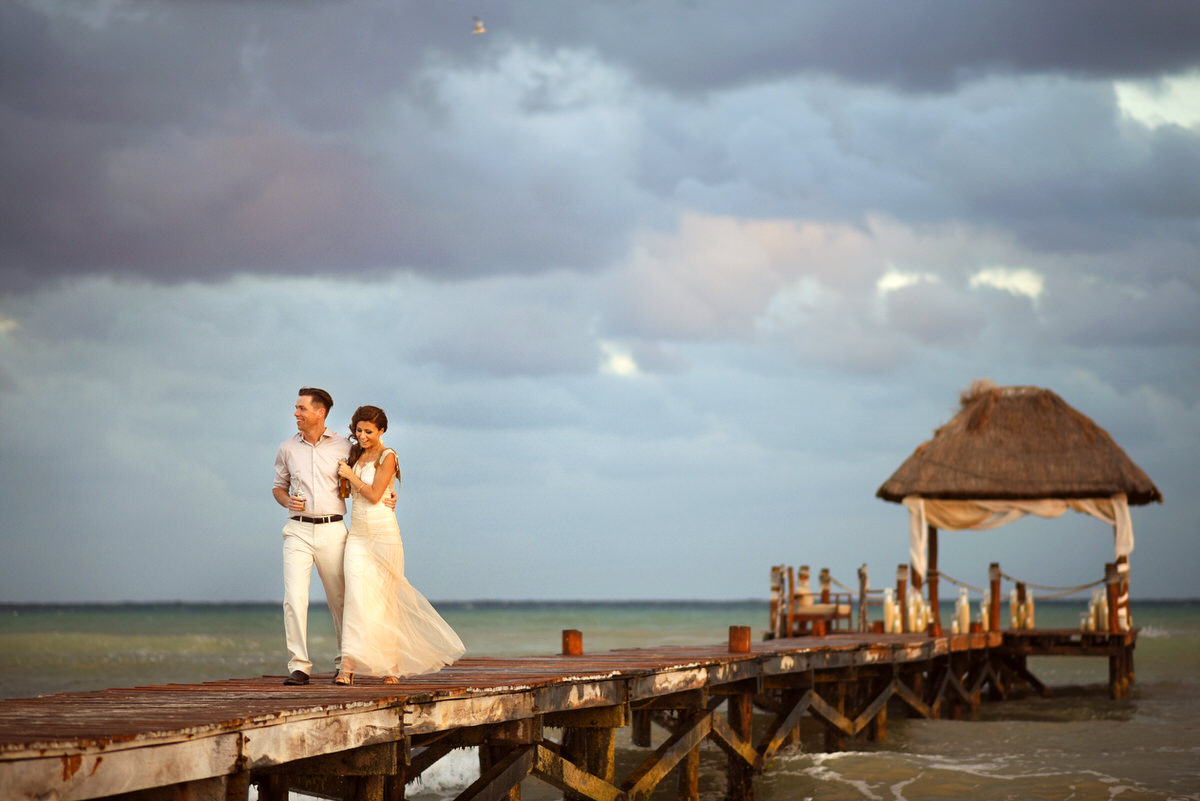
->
[857,564,869,632]
[988,563,1002,633]
[928,526,942,636]
[1105,563,1122,634]
[1117,555,1131,630]
[896,564,909,633]
[562,629,583,656]
[786,566,796,637]
[729,626,752,654]
[769,566,786,638]
[815,569,831,637]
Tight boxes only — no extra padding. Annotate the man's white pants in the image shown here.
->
[282,519,347,675]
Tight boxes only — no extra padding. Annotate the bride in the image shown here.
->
[334,405,465,685]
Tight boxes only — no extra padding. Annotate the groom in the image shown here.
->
[272,387,351,685]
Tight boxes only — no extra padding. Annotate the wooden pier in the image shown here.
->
[0,623,1136,801]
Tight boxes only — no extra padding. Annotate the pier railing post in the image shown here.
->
[769,566,786,638]
[1016,583,1027,630]
[786,566,796,637]
[928,526,942,636]
[817,569,831,637]
[857,564,869,633]
[562,629,583,656]
[896,565,908,633]
[1105,563,1122,634]
[988,563,1002,633]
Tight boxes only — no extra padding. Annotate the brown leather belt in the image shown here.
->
[290,514,343,525]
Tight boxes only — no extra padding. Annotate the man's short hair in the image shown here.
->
[298,387,333,413]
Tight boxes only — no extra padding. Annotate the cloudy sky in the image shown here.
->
[1,0,1198,604]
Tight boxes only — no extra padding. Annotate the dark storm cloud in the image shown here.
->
[3,0,1200,293]
[0,1,650,289]
[515,0,1200,94]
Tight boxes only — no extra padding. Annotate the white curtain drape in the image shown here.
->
[902,494,1133,580]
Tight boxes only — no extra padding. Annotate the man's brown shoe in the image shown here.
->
[283,670,309,685]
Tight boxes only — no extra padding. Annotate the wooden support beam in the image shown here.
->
[995,653,1049,698]
[806,691,853,737]
[964,658,992,707]
[850,680,894,736]
[891,677,933,719]
[461,745,535,801]
[104,776,235,801]
[471,722,542,801]
[757,690,813,763]
[621,710,713,801]
[709,714,760,771]
[929,666,951,718]
[944,666,972,710]
[631,689,708,711]
[256,742,400,778]
[561,726,588,798]
[408,740,464,785]
[531,744,625,801]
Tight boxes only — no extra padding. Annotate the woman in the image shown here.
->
[334,405,465,685]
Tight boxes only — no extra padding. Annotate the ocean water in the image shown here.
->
[2,600,1197,800]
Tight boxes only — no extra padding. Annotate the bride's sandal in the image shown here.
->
[383,676,399,685]
[334,671,354,686]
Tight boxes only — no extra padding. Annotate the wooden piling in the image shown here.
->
[726,689,754,801]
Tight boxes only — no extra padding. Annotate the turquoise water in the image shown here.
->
[2,600,1197,800]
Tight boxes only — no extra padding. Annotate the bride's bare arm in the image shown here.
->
[347,451,397,504]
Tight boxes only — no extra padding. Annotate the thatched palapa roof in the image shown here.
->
[876,381,1162,506]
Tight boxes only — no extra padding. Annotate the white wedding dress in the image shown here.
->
[339,449,465,678]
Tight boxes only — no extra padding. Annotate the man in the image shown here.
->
[272,387,351,685]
